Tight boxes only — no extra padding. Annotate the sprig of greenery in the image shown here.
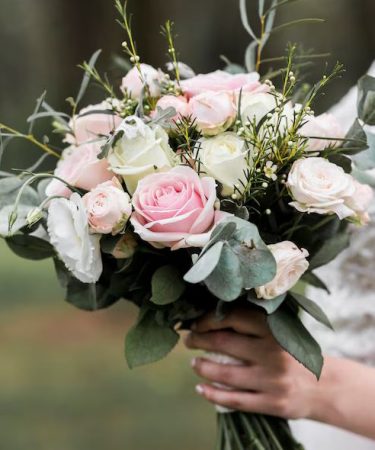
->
[161,20,181,85]
[77,61,116,99]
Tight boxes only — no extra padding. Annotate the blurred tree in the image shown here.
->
[0,0,374,169]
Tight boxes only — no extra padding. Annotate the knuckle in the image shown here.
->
[273,397,292,418]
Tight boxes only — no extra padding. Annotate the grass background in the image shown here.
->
[0,241,215,450]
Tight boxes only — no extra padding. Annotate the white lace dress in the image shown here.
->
[290,62,375,449]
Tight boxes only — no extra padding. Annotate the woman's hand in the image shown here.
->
[184,306,319,420]
[185,305,375,441]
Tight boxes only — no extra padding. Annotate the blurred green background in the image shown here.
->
[0,0,374,449]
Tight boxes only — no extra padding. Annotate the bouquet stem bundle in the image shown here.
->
[217,413,304,450]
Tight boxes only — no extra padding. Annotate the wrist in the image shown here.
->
[306,356,344,424]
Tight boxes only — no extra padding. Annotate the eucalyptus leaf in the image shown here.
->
[233,245,276,289]
[125,308,179,368]
[0,177,39,209]
[205,244,242,302]
[342,119,368,155]
[184,241,224,284]
[76,49,102,105]
[239,0,257,40]
[28,90,47,134]
[327,153,352,173]
[150,106,177,127]
[267,306,323,379]
[0,204,34,237]
[352,131,375,170]
[151,265,186,305]
[309,233,350,270]
[6,234,54,260]
[248,292,286,314]
[358,75,375,125]
[245,41,258,73]
[289,292,333,329]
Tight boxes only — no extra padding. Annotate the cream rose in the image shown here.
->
[47,193,102,283]
[189,91,236,136]
[181,70,263,97]
[121,64,163,99]
[83,178,132,235]
[346,180,374,225]
[46,143,114,198]
[256,241,309,300]
[240,92,294,132]
[287,157,356,219]
[195,132,250,197]
[130,166,231,250]
[301,113,345,152]
[107,116,175,194]
[65,102,122,146]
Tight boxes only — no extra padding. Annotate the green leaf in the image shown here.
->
[267,306,323,379]
[245,41,258,73]
[258,0,265,17]
[125,308,179,368]
[327,153,352,173]
[234,245,276,289]
[6,234,54,260]
[248,292,286,314]
[0,204,34,237]
[53,259,116,311]
[151,265,186,305]
[358,75,375,125]
[270,18,325,35]
[205,244,242,302]
[202,221,237,253]
[309,233,350,270]
[289,292,333,329]
[353,131,375,170]
[28,90,47,134]
[76,49,102,105]
[184,241,224,284]
[342,119,368,155]
[302,272,330,294]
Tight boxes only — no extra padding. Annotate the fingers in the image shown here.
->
[195,383,283,416]
[192,307,269,337]
[192,357,271,392]
[185,330,278,363]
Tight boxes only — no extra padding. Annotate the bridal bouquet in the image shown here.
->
[1,0,375,448]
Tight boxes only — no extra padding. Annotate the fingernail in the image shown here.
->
[191,357,197,368]
[195,384,204,395]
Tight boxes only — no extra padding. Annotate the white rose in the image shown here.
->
[107,116,175,194]
[301,113,345,152]
[47,193,102,283]
[195,132,250,196]
[256,241,309,300]
[189,91,236,136]
[121,64,163,99]
[287,157,356,219]
[240,92,294,132]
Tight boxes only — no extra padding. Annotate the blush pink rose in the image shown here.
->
[301,113,345,152]
[121,64,163,99]
[189,91,236,136]
[66,103,122,146]
[152,95,191,122]
[130,166,231,250]
[181,70,265,97]
[83,178,132,235]
[346,180,374,225]
[46,143,114,198]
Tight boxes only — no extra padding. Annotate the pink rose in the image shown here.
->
[83,178,132,234]
[152,95,191,122]
[301,113,345,152]
[121,64,163,99]
[189,91,236,136]
[346,180,374,225]
[181,70,264,97]
[46,143,114,197]
[66,103,122,146]
[130,166,230,250]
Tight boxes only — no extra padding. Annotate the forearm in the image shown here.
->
[310,356,375,439]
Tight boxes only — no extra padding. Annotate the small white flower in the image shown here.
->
[47,193,102,283]
[264,161,278,181]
